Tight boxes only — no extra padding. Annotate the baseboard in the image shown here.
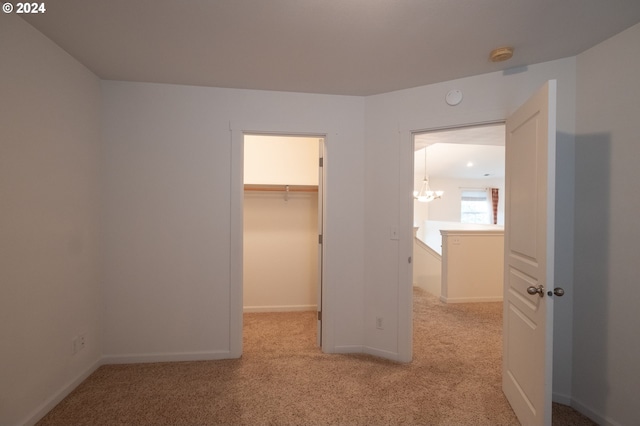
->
[439,295,503,303]
[331,345,403,363]
[552,391,572,405]
[332,344,364,354]
[332,345,406,363]
[363,346,404,362]
[22,358,102,426]
[570,397,622,426]
[102,350,237,365]
[243,304,317,313]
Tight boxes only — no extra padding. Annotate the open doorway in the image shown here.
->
[402,82,566,423]
[411,122,505,302]
[243,134,324,345]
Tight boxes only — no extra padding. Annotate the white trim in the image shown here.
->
[439,229,504,237]
[330,345,404,362]
[332,345,405,363]
[332,345,364,354]
[243,304,317,313]
[552,392,572,405]
[570,397,622,426]
[399,120,508,365]
[230,127,331,357]
[318,136,332,353]
[414,236,441,258]
[439,295,503,303]
[229,126,244,359]
[402,113,507,138]
[102,350,234,365]
[364,346,403,362]
[397,129,414,363]
[21,359,102,426]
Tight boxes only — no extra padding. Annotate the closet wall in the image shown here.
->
[243,135,319,312]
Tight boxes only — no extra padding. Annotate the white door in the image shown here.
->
[317,139,324,347]
[503,80,558,426]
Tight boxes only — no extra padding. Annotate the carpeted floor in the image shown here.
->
[37,287,596,425]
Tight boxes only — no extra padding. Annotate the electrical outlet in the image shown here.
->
[79,334,86,351]
[376,317,384,330]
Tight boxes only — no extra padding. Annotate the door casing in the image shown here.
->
[398,82,557,424]
[230,130,327,357]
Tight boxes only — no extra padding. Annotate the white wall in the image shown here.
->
[244,192,318,312]
[413,238,442,297]
[573,22,640,426]
[101,81,365,361]
[0,15,103,426]
[418,220,503,256]
[440,230,504,303]
[364,57,576,390]
[244,135,319,185]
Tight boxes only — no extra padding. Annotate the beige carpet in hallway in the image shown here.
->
[37,287,595,425]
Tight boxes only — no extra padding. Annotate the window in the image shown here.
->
[461,189,490,224]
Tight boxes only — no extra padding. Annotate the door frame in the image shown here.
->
[230,129,328,357]
[398,119,506,362]
[399,87,557,423]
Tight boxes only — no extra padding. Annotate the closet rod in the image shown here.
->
[244,184,318,193]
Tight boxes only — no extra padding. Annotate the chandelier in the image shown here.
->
[414,147,443,202]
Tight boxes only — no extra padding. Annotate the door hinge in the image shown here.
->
[317,311,322,321]
[319,234,323,244]
[319,157,323,167]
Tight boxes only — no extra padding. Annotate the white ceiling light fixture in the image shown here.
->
[414,148,443,203]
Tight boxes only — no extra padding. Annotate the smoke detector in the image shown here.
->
[489,46,514,62]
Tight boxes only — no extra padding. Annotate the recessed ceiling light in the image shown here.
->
[490,46,514,62]
[467,162,473,167]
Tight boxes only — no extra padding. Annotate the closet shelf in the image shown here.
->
[244,184,318,193]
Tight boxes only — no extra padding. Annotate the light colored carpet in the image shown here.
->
[37,287,596,425]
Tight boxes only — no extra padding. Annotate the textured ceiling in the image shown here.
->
[21,0,640,96]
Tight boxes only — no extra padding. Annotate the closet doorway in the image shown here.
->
[243,134,324,346]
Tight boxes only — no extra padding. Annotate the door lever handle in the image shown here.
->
[527,285,545,297]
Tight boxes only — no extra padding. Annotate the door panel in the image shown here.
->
[509,116,539,260]
[503,80,556,426]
